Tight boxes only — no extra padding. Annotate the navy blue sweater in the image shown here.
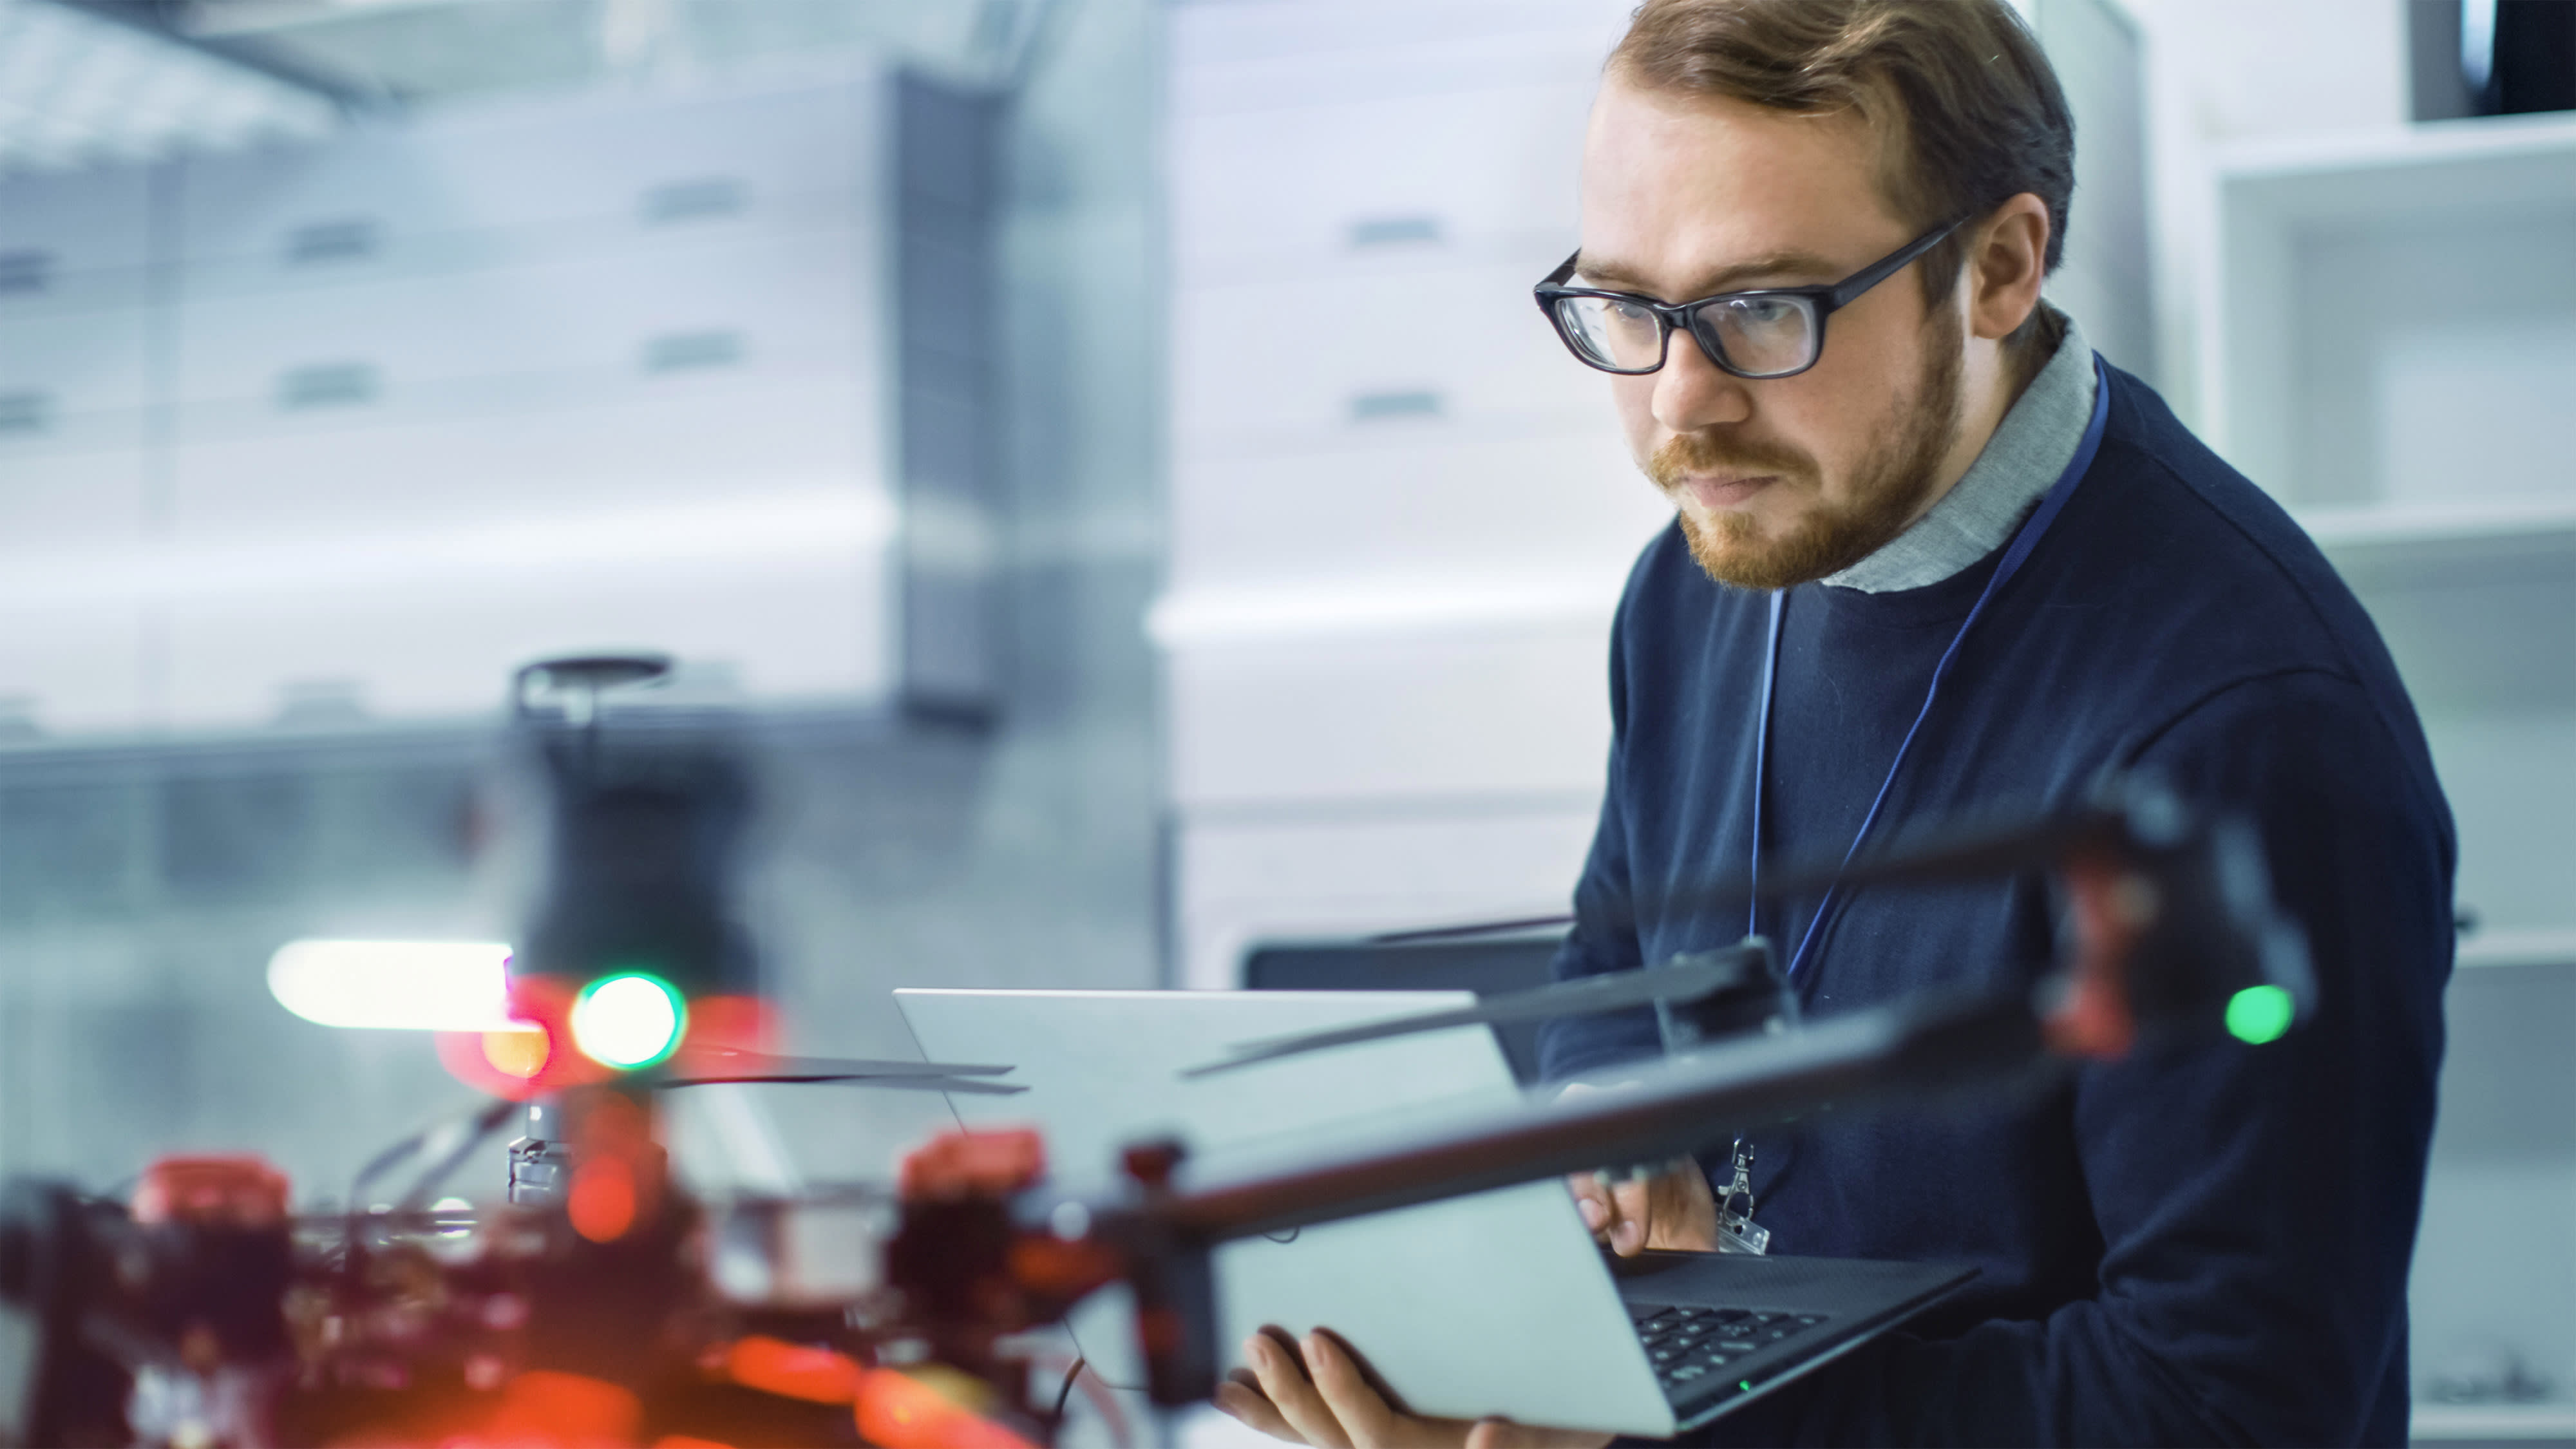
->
[1537,366,2454,1446]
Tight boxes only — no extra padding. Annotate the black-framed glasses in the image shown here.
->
[1531,218,1964,379]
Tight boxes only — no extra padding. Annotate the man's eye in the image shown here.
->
[1725,298,1800,330]
[1607,299,1656,326]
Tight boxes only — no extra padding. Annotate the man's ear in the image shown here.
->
[1966,193,2051,343]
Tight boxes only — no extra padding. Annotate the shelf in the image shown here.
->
[2457,928,2576,972]
[2202,115,2576,527]
[2295,500,2576,587]
[2412,1401,2576,1442]
[2214,112,2576,218]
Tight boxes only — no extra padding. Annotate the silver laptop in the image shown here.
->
[895,987,1970,1437]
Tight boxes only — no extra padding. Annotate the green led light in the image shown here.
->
[1739,1380,1753,1392]
[571,971,687,1068]
[2224,984,2295,1045]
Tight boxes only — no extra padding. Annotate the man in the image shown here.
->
[1217,1,2452,1445]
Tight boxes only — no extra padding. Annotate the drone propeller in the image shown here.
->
[658,1049,1025,1095]
[1376,790,2144,947]
[1182,941,1776,1078]
[1189,779,2309,1074]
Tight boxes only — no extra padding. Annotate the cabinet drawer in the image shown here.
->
[171,225,878,419]
[177,80,880,272]
[1164,616,1615,807]
[0,304,152,457]
[0,449,151,732]
[1169,424,1663,592]
[1171,76,1599,274]
[1171,0,1627,119]
[169,376,884,542]
[1173,260,1598,447]
[0,448,149,553]
[0,166,154,319]
[0,595,147,735]
[160,502,895,729]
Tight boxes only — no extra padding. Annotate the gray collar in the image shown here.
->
[1822,312,2098,594]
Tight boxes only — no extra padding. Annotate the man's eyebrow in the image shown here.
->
[1572,249,1844,298]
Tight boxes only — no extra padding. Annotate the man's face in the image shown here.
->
[1577,79,1964,589]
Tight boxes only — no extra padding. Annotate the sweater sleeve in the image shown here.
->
[1688,668,2453,1447]
[1537,597,1665,1083]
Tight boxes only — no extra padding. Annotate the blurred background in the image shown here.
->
[0,0,2568,1442]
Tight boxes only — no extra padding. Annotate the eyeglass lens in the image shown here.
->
[1551,293,1820,377]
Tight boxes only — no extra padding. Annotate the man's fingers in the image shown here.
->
[1245,1332,1350,1449]
[1638,1160,1718,1252]
[1609,1176,1653,1256]
[1467,1421,1616,1449]
[1216,1372,1307,1444]
[1566,1173,1610,1234]
[1300,1332,1403,1447]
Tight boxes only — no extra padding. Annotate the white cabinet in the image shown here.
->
[0,66,988,735]
[2202,114,2576,512]
[2201,114,2576,1435]
[174,82,875,270]
[1160,0,1649,988]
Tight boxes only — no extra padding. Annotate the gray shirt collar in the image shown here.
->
[1822,312,2098,594]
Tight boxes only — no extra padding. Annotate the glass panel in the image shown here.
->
[1555,295,1666,372]
[1698,296,1818,377]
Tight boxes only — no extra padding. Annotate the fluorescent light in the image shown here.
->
[267,938,527,1031]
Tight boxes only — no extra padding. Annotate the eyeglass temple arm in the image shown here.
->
[1825,218,1967,310]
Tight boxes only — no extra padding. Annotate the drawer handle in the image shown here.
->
[1350,389,1443,422]
[643,176,747,224]
[643,329,746,374]
[1347,216,1444,249]
[0,249,53,296]
[0,390,51,433]
[276,362,381,410]
[286,218,380,265]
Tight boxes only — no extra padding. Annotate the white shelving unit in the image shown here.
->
[1157,0,1649,989]
[2206,113,2576,1435]
[2414,1401,2576,1443]
[0,70,1003,735]
[2457,927,2576,972]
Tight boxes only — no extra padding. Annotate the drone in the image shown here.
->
[0,656,2315,1448]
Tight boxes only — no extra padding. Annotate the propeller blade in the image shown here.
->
[684,1049,1011,1077]
[661,1069,1027,1094]
[1751,807,2109,900]
[1368,797,2139,947]
[1371,914,1574,945]
[1182,943,1770,1077]
[659,1050,1024,1094]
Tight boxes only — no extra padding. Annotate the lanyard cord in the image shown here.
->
[1754,357,2112,980]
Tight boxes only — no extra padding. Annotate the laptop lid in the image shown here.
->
[893,988,1680,1437]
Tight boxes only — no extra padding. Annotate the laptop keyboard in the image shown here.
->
[1631,1305,1830,1392]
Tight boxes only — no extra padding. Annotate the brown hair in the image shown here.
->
[1609,0,2073,346]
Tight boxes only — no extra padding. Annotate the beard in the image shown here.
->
[1651,307,1965,591]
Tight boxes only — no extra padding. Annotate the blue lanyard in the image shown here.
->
[1749,356,2112,976]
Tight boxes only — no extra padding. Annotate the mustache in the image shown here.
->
[1647,432,1815,492]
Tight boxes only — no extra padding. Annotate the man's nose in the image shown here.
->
[1651,323,1755,433]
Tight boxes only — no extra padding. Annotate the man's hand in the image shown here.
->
[1214,1329,1613,1448]
[1553,1083,1718,1256]
[1566,1159,1718,1257]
